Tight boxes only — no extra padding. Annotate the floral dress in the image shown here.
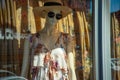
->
[30,32,72,80]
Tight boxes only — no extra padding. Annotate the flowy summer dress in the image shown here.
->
[30,32,74,80]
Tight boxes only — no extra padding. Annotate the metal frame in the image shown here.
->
[94,0,111,80]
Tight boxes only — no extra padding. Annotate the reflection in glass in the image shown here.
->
[0,0,94,80]
[111,0,120,80]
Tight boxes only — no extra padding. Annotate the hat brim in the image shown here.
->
[33,6,72,18]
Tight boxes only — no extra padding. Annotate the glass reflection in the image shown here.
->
[111,0,120,80]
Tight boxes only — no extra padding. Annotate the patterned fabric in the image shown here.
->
[30,32,72,80]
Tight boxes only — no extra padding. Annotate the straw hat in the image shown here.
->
[33,0,72,18]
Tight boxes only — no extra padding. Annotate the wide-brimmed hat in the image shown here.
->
[33,0,72,18]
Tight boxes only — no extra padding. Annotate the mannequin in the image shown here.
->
[21,0,77,80]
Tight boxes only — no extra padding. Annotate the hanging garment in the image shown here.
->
[30,32,72,80]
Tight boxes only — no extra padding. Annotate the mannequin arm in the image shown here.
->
[21,34,31,78]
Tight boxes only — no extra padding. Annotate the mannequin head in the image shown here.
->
[33,0,72,33]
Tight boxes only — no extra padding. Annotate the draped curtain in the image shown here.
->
[0,0,20,76]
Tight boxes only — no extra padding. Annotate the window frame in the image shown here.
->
[94,0,112,80]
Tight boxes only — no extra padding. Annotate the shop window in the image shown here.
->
[0,0,94,80]
[111,0,120,80]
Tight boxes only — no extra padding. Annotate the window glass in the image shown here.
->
[0,0,94,80]
[110,0,120,80]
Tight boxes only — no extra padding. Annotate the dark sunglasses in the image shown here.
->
[48,11,62,20]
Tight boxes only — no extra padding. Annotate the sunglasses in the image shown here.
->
[48,11,62,20]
